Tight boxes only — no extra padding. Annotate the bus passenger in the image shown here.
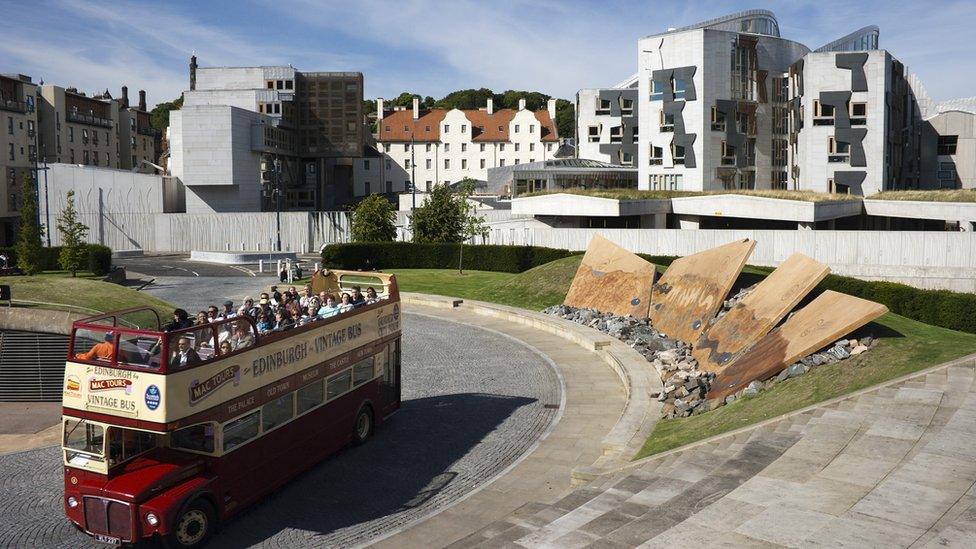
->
[230,324,254,351]
[272,310,294,332]
[350,286,366,307]
[195,311,209,325]
[256,312,273,333]
[339,293,355,313]
[219,340,233,356]
[299,304,320,326]
[170,337,201,368]
[164,309,193,332]
[75,332,115,361]
[365,287,380,304]
[317,295,340,319]
[239,297,258,318]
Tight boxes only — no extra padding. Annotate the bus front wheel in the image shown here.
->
[353,405,373,445]
[167,499,215,549]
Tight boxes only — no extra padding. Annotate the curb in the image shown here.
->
[401,292,662,482]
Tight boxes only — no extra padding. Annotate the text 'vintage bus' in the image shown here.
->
[61,270,402,547]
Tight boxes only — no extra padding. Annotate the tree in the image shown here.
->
[409,184,465,243]
[14,174,43,275]
[351,194,397,242]
[555,99,575,142]
[149,96,184,133]
[456,180,488,274]
[56,190,90,276]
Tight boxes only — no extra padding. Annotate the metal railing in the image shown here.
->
[66,111,113,128]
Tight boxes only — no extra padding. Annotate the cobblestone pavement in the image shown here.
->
[0,313,561,548]
[455,358,976,548]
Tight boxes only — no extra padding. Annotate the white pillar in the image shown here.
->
[258,260,264,273]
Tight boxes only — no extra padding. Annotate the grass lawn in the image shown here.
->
[392,255,976,459]
[868,189,976,202]
[3,273,175,322]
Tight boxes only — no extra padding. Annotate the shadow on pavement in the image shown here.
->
[209,392,537,547]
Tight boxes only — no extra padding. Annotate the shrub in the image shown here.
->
[321,242,577,273]
[0,244,112,275]
[409,184,465,243]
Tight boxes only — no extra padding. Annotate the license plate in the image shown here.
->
[93,533,121,545]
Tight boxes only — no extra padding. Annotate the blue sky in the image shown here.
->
[2,0,974,109]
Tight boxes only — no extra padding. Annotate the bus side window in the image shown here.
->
[171,423,215,454]
[262,393,294,431]
[222,411,260,452]
[327,370,352,400]
[352,357,374,387]
[297,381,324,415]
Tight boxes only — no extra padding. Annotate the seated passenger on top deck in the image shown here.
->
[170,336,201,368]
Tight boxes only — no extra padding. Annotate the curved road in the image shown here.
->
[0,313,561,548]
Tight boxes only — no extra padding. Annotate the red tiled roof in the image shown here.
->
[378,109,447,142]
[377,107,558,143]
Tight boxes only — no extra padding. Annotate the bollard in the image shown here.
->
[225,242,230,251]
[276,260,282,277]
[241,241,245,251]
[259,259,263,273]
[286,260,293,283]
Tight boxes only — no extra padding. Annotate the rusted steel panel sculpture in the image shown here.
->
[563,234,657,318]
[707,290,888,401]
[649,238,756,344]
[693,253,830,373]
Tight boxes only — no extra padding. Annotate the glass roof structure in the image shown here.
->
[663,9,780,37]
[814,25,880,52]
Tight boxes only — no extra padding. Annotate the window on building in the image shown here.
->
[384,125,390,132]
[515,158,520,165]
[609,126,622,143]
[671,143,685,165]
[404,125,409,132]
[588,126,600,143]
[425,125,430,132]
[444,159,450,169]
[83,150,90,164]
[82,129,89,144]
[529,124,535,133]
[659,111,675,132]
[69,127,74,142]
[461,143,467,152]
[93,151,99,165]
[276,80,284,90]
[383,143,390,152]
[499,143,505,152]
[515,143,520,152]
[461,159,467,169]
[650,80,665,101]
[426,143,432,152]
[461,124,466,133]
[514,124,520,133]
[828,136,851,162]
[7,143,12,162]
[480,143,485,152]
[649,145,663,165]
[938,136,958,155]
[404,143,410,151]
[529,143,535,151]
[425,181,432,191]
[673,78,687,100]
[721,141,736,165]
[621,98,634,116]
[850,102,867,126]
[6,117,12,135]
[364,160,370,170]
[480,159,485,169]
[444,124,450,133]
[267,81,275,90]
[499,159,505,167]
[444,143,450,152]
[498,125,503,132]
[404,159,411,170]
[813,100,835,125]
[597,98,612,113]
[771,170,788,190]
[620,151,633,165]
[426,159,432,169]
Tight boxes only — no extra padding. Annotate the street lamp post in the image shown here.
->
[274,157,283,252]
[410,135,416,211]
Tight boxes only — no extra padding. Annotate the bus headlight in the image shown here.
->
[67,496,79,508]
[146,512,159,526]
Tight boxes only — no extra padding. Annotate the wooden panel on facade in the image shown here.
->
[649,238,755,343]
[693,253,830,373]
[707,290,888,401]
[563,234,656,318]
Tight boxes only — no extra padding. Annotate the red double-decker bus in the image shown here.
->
[60,270,402,547]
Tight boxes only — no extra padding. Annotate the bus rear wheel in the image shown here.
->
[353,406,373,445]
[167,499,215,549]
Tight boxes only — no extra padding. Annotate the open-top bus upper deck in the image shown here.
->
[62,269,401,432]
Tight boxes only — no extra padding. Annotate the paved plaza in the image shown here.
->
[0,312,562,548]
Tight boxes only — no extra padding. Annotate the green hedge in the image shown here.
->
[325,242,976,335]
[321,242,578,274]
[0,244,113,275]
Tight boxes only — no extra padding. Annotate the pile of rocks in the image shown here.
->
[543,299,877,419]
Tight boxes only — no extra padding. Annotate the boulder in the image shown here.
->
[859,336,874,347]
[830,346,851,360]
[850,345,869,356]
[743,380,762,397]
[787,363,808,378]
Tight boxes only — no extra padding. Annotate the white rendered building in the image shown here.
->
[375,97,559,192]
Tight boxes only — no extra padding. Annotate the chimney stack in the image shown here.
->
[189,55,198,91]
[547,98,557,120]
[486,97,494,115]
[376,98,385,121]
[121,86,129,108]
[518,98,526,111]
[138,90,147,111]
[412,97,420,120]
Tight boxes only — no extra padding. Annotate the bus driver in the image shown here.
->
[75,332,115,361]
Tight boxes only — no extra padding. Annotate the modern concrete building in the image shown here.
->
[169,59,372,213]
[0,74,38,246]
[375,97,560,192]
[923,98,976,189]
[576,74,638,165]
[637,9,810,192]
